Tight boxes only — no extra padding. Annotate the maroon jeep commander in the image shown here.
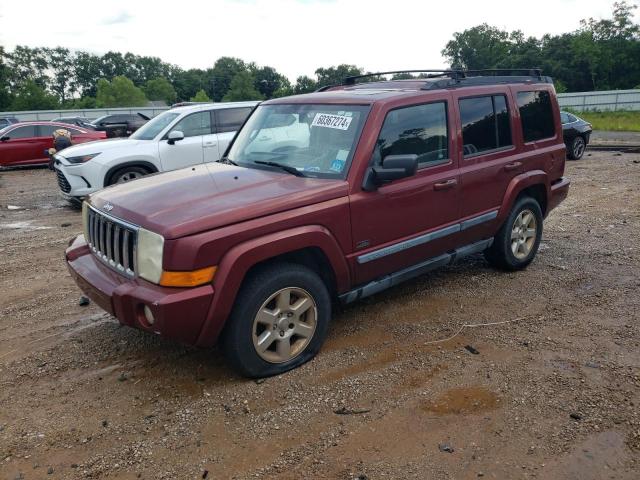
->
[66,69,570,377]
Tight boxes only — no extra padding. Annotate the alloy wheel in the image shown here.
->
[116,171,143,183]
[510,209,537,260]
[573,137,585,159]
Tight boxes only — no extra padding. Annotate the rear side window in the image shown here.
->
[376,102,448,166]
[459,95,512,157]
[517,90,555,142]
[216,107,253,133]
[171,111,212,138]
[7,125,36,139]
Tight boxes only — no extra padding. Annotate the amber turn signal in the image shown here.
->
[159,266,216,287]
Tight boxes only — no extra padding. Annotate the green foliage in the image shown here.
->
[174,69,207,102]
[222,71,264,102]
[293,75,317,94]
[0,47,13,110]
[144,77,177,105]
[209,57,248,101]
[10,80,59,110]
[96,76,147,107]
[190,89,211,102]
[315,65,362,87]
[574,110,640,132]
[442,2,640,92]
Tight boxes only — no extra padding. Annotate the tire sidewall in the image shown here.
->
[108,166,147,186]
[222,264,331,378]
[570,136,585,160]
[499,197,543,269]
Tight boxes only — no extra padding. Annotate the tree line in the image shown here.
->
[0,2,638,111]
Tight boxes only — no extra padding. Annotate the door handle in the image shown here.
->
[504,161,522,171]
[204,142,217,148]
[433,179,457,191]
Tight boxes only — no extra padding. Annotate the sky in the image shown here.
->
[0,0,636,81]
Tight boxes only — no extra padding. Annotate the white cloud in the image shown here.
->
[0,0,634,81]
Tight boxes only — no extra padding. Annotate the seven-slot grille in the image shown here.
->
[55,169,71,193]
[86,207,137,276]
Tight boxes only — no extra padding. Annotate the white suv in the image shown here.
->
[54,101,259,200]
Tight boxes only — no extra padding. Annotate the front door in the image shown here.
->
[349,98,462,285]
[0,125,40,166]
[158,111,210,171]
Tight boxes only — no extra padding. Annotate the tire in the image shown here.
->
[221,262,331,378]
[107,166,149,186]
[484,196,543,271]
[567,135,586,160]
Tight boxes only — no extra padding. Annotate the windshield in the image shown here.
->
[227,104,370,179]
[130,111,180,140]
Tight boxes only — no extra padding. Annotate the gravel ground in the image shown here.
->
[0,150,639,480]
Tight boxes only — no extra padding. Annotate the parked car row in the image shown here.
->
[60,69,572,378]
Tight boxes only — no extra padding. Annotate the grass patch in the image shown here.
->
[568,110,640,132]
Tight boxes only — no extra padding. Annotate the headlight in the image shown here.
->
[137,228,164,284]
[82,202,89,240]
[66,153,100,164]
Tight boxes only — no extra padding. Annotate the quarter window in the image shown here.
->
[459,95,512,157]
[171,112,212,138]
[376,102,448,166]
[216,107,253,133]
[7,125,36,139]
[517,90,555,142]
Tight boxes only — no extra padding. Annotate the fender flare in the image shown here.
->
[104,160,159,186]
[195,225,350,347]
[497,170,549,223]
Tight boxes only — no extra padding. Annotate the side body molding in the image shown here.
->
[195,225,350,347]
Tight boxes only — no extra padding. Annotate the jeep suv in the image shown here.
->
[65,69,570,378]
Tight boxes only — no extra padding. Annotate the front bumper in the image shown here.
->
[549,176,570,213]
[65,235,214,345]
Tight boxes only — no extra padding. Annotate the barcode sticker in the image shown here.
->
[311,113,353,130]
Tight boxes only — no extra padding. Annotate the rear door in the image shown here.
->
[212,107,254,159]
[0,125,40,166]
[157,111,209,170]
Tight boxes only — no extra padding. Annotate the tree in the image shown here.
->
[7,46,49,91]
[190,89,211,102]
[253,66,288,99]
[144,77,177,104]
[222,71,264,102]
[315,65,362,87]
[441,24,513,69]
[73,51,103,97]
[96,76,147,107]
[47,47,76,103]
[293,75,317,94]
[0,47,13,110]
[10,80,59,110]
[173,68,207,102]
[209,57,248,101]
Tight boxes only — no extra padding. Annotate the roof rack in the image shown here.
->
[329,68,550,91]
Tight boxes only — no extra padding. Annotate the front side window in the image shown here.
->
[517,90,555,142]
[459,95,512,157]
[216,107,253,133]
[228,104,370,179]
[130,112,179,140]
[170,112,212,138]
[7,125,36,139]
[376,102,448,167]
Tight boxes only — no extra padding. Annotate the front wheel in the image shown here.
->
[484,196,543,271]
[107,166,148,186]
[221,263,331,378]
[567,136,586,160]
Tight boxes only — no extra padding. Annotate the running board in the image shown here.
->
[339,238,493,304]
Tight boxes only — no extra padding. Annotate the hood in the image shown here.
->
[59,138,145,158]
[89,163,349,239]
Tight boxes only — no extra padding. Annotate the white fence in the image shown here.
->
[557,89,640,112]
[2,89,640,120]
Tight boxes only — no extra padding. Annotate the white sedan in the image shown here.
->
[54,101,259,200]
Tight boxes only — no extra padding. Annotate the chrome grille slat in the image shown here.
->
[86,206,138,277]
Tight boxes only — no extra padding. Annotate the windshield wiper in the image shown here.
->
[254,160,306,177]
[218,156,238,166]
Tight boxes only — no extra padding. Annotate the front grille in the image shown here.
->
[86,207,138,277]
[56,169,71,193]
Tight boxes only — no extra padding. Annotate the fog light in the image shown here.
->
[143,305,155,325]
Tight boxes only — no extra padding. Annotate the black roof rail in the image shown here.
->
[337,68,550,90]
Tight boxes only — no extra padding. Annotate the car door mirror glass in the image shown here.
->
[167,130,185,145]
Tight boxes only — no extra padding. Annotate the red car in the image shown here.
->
[0,121,106,168]
[66,69,570,377]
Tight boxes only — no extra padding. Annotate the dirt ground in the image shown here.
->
[0,151,639,480]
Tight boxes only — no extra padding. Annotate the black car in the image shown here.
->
[561,111,592,160]
[51,116,96,129]
[0,117,19,129]
[91,113,150,138]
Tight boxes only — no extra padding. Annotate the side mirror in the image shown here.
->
[0,136,10,142]
[167,130,184,145]
[362,154,418,190]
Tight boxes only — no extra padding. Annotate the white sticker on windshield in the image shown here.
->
[311,113,353,130]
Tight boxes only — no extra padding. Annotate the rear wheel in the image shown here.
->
[567,136,586,160]
[221,263,331,378]
[107,166,148,186]
[484,196,543,271]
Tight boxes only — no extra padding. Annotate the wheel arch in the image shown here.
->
[498,170,549,222]
[104,160,159,186]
